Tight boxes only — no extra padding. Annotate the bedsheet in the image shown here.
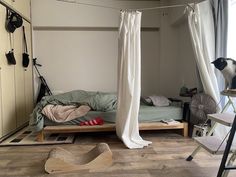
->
[44,105,183,126]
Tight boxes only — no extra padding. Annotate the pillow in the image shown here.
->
[141,97,153,106]
[147,95,171,107]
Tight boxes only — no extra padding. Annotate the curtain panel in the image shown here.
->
[211,0,229,103]
[187,0,221,105]
[211,0,230,140]
[187,0,231,140]
[116,10,152,149]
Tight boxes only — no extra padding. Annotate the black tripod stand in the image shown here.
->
[33,58,52,102]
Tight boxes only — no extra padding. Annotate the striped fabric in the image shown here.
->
[79,117,104,126]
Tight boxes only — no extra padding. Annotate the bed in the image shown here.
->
[29,90,188,141]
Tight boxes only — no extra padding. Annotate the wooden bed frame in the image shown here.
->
[36,121,188,142]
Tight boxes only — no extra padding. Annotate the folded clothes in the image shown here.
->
[79,117,104,126]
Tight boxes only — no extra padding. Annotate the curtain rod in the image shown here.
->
[0,0,31,23]
[33,26,160,32]
[56,0,195,11]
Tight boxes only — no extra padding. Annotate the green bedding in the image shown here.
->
[44,105,183,126]
[29,90,117,132]
[30,90,183,131]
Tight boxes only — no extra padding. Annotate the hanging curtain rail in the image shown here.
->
[56,0,195,11]
[33,26,159,32]
[136,4,194,11]
[0,0,31,23]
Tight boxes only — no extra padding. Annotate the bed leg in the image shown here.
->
[182,122,188,137]
[37,130,44,142]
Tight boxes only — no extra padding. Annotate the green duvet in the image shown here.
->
[29,90,117,132]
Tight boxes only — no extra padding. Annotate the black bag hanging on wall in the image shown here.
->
[5,8,18,65]
[5,8,23,33]
[5,49,16,65]
[5,33,16,65]
[22,26,30,68]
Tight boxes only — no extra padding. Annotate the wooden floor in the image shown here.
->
[0,131,236,177]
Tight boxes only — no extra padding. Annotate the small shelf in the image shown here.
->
[208,113,235,127]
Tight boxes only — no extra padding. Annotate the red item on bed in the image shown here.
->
[79,117,104,126]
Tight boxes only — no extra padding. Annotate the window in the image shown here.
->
[227,0,236,58]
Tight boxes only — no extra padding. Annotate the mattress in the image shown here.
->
[44,105,183,126]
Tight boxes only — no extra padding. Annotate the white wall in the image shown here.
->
[32,0,162,95]
[31,0,199,98]
[159,10,179,97]
[164,0,202,97]
[177,23,199,89]
[34,30,118,93]
[32,0,162,27]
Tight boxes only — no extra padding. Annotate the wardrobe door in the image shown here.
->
[0,4,4,138]
[0,6,17,136]
[14,23,27,127]
[4,0,13,5]
[12,0,33,126]
[0,70,2,137]
[23,22,34,120]
[12,23,33,126]
[12,0,31,19]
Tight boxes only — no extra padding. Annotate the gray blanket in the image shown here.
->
[29,90,117,132]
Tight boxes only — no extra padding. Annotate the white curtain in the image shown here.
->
[187,0,230,139]
[187,1,221,106]
[116,10,152,149]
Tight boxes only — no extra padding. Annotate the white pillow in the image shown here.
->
[148,95,171,107]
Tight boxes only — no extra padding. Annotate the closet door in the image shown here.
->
[12,0,33,126]
[15,21,34,125]
[12,0,31,19]
[0,4,4,138]
[0,69,2,137]
[14,23,27,127]
[0,0,32,138]
[12,25,33,126]
[4,0,13,5]
[23,22,34,120]
[0,6,17,136]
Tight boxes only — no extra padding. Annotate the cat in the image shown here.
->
[211,57,236,90]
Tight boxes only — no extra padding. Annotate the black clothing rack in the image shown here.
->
[217,115,236,177]
[0,0,31,23]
